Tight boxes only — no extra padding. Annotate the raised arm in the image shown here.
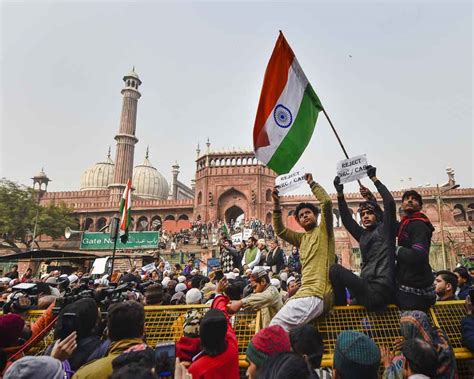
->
[366,166,397,239]
[307,173,333,237]
[334,176,363,241]
[272,188,303,247]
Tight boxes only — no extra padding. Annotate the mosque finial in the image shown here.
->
[107,146,111,158]
[132,66,135,72]
[145,146,149,159]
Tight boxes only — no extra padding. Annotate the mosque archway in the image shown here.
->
[225,205,244,226]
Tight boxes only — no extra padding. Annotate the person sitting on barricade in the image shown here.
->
[270,173,335,331]
[330,165,396,312]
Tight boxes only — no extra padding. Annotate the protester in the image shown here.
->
[266,239,286,275]
[453,266,472,300]
[435,271,458,301]
[396,190,436,311]
[287,246,301,274]
[257,352,313,379]
[5,265,19,280]
[245,325,291,379]
[289,324,331,379]
[331,165,396,311]
[461,293,474,352]
[242,237,262,270]
[188,277,239,379]
[228,267,282,328]
[73,301,145,378]
[333,331,380,379]
[4,356,68,379]
[270,173,335,331]
[381,310,457,378]
[220,239,242,273]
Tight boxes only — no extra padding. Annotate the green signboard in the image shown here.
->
[80,231,160,250]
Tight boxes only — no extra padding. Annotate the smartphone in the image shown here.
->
[214,269,224,281]
[155,341,176,376]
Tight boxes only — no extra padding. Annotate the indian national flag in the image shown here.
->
[119,178,132,243]
[253,32,323,174]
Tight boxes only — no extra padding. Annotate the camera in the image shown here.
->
[2,283,38,314]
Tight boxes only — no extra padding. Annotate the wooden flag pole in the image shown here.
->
[322,108,363,187]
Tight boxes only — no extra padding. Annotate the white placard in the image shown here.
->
[242,228,253,240]
[231,232,243,244]
[91,257,109,275]
[141,262,156,273]
[336,154,368,184]
[275,167,306,195]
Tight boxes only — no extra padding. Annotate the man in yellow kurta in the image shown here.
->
[269,173,335,331]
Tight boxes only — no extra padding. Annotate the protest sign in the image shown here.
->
[275,167,306,195]
[243,228,253,240]
[336,154,368,184]
[231,232,243,244]
[141,262,156,273]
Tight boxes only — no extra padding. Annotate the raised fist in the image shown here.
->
[366,165,377,179]
[333,176,344,193]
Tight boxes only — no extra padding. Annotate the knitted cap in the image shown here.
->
[200,308,227,353]
[333,331,380,377]
[246,325,290,368]
[0,313,25,348]
[4,356,64,379]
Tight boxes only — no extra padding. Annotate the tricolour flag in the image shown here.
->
[253,32,323,175]
[119,178,132,243]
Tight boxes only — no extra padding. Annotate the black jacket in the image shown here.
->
[265,247,285,274]
[396,218,434,288]
[338,180,396,292]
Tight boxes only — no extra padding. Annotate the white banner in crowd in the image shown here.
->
[242,228,253,240]
[275,167,306,195]
[141,262,157,273]
[231,233,243,244]
[336,154,368,184]
[91,257,109,275]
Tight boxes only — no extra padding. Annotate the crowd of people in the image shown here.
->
[1,166,474,378]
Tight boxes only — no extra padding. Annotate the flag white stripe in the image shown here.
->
[255,59,308,164]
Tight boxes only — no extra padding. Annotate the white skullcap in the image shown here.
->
[232,268,240,274]
[175,283,187,293]
[177,275,186,283]
[68,274,79,284]
[185,288,202,305]
[162,277,170,288]
[0,277,11,284]
[287,276,296,285]
[270,278,281,289]
[225,272,236,280]
[279,272,288,282]
[99,278,109,286]
[257,238,266,245]
[191,269,198,275]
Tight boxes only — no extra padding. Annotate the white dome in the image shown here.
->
[132,153,169,200]
[80,154,115,190]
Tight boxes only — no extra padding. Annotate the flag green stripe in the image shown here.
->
[267,85,323,174]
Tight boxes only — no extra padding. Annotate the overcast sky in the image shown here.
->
[1,1,472,196]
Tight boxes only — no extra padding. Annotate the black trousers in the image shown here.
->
[329,264,391,311]
[395,288,436,313]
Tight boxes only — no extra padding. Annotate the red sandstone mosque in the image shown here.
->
[31,70,473,269]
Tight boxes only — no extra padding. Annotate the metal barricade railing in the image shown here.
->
[16,300,474,374]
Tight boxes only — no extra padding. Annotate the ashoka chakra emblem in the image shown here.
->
[273,104,293,128]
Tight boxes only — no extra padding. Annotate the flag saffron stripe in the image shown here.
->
[253,32,295,150]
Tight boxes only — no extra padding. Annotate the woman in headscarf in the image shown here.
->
[382,310,458,379]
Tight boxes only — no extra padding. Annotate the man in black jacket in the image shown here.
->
[329,165,396,311]
[395,189,436,311]
[265,239,285,275]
